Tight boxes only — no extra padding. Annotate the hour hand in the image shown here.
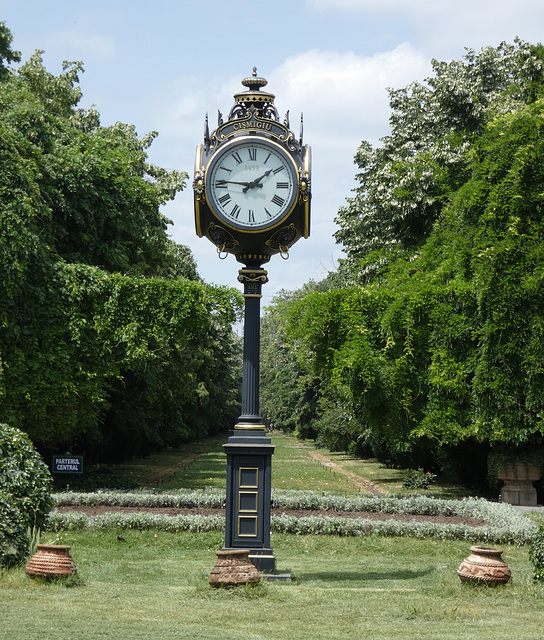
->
[242,170,273,192]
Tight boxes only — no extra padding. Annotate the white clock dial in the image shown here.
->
[205,139,298,230]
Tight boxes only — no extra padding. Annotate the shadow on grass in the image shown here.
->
[301,568,433,582]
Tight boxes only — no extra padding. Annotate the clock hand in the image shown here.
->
[242,170,273,193]
[215,179,251,187]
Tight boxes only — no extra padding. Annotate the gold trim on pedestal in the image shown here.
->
[234,423,266,430]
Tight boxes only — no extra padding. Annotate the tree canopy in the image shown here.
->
[261,40,544,483]
[0,25,242,460]
[334,39,544,283]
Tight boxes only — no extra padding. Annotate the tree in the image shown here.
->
[0,24,242,460]
[274,41,544,484]
[335,40,544,284]
[2,50,189,277]
[0,21,20,79]
[260,284,326,438]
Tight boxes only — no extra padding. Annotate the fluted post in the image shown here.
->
[237,268,268,426]
[223,266,276,573]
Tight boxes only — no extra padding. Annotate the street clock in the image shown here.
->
[193,68,311,267]
[193,69,311,576]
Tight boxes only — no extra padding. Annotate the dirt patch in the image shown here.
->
[54,505,484,527]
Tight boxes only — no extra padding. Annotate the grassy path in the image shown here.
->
[152,431,391,494]
[307,450,388,494]
[115,431,470,498]
[114,434,226,487]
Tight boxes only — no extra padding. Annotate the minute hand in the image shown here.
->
[215,179,251,187]
[243,170,273,193]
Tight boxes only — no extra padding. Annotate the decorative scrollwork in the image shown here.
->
[206,223,238,250]
[237,268,269,297]
[265,224,298,254]
[284,110,290,129]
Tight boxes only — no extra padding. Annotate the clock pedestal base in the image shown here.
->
[223,426,276,573]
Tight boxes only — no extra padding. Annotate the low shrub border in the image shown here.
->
[48,489,537,545]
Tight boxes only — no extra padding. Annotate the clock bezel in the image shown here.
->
[204,136,300,233]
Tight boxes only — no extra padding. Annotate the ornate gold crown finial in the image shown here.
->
[234,67,275,111]
[240,67,268,92]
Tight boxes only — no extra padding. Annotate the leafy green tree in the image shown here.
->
[2,50,188,276]
[0,24,242,460]
[0,21,20,78]
[335,40,544,283]
[1,260,242,459]
[260,284,326,438]
[276,41,544,484]
[287,94,544,467]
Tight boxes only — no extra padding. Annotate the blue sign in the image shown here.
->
[53,456,84,474]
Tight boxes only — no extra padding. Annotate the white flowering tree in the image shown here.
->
[335,39,544,283]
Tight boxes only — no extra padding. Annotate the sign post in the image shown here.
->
[52,455,84,474]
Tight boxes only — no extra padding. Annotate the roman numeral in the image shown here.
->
[248,210,255,222]
[232,152,243,164]
[248,148,257,161]
[271,195,285,207]
[220,166,232,173]
[276,182,289,189]
[230,204,241,219]
[215,181,228,189]
[264,208,272,218]
[264,153,271,164]
[218,193,231,205]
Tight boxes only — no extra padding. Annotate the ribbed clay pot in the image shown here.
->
[25,544,77,580]
[457,546,511,586]
[209,549,260,587]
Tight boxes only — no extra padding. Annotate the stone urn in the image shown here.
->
[497,462,540,506]
[25,544,77,580]
[209,549,260,587]
[457,546,511,586]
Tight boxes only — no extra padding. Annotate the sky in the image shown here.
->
[2,0,544,303]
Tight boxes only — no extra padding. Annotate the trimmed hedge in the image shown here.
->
[49,489,537,545]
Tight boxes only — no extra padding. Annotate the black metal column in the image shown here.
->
[240,281,262,423]
[223,268,276,573]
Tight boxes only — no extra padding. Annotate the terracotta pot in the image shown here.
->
[25,544,77,580]
[457,546,511,586]
[209,549,260,587]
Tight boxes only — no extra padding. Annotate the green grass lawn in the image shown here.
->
[151,431,474,497]
[1,530,542,640]
[156,431,363,493]
[114,434,227,488]
[4,430,543,639]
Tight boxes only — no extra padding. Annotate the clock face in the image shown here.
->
[205,138,298,230]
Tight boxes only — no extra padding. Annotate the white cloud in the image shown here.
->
[268,44,429,150]
[162,45,431,296]
[304,0,544,61]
